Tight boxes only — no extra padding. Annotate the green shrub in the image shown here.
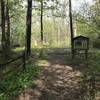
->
[93,38,100,49]
[0,64,41,100]
[0,93,8,100]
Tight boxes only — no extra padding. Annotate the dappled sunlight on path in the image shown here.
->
[17,54,87,100]
[37,55,83,100]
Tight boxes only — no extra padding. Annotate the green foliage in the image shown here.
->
[86,50,100,74]
[93,52,100,72]
[0,64,41,100]
[93,38,100,49]
[74,1,100,49]
[0,93,8,100]
[39,49,48,60]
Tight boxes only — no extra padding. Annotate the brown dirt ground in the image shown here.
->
[16,50,100,100]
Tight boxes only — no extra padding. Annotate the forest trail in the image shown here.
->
[18,52,85,100]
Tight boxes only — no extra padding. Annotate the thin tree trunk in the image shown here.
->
[26,0,32,55]
[69,0,74,58]
[40,0,43,44]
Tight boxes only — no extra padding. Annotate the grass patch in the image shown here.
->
[88,50,100,73]
[0,64,42,100]
[12,47,24,53]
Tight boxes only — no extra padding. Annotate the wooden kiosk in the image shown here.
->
[72,36,89,59]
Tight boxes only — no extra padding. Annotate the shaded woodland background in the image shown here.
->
[0,0,100,100]
[0,0,100,53]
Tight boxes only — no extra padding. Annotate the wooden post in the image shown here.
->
[85,50,88,59]
[23,52,26,70]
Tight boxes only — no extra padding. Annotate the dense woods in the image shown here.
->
[0,0,99,52]
[0,0,100,100]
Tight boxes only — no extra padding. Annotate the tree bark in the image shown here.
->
[1,0,6,59]
[5,0,11,57]
[26,0,32,55]
[69,0,74,58]
[40,0,43,44]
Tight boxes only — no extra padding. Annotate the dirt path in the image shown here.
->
[18,53,86,100]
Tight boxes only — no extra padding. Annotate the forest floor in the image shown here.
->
[0,48,99,100]
[17,48,100,100]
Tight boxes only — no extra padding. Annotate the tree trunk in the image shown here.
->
[5,0,11,57]
[40,0,43,44]
[1,0,6,59]
[26,0,32,55]
[69,0,74,58]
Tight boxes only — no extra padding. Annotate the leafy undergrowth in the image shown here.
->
[81,50,100,99]
[0,64,42,100]
[68,49,100,99]
[93,51,100,73]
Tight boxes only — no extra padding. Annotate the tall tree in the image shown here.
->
[26,0,32,55]
[1,0,6,59]
[40,0,43,44]
[5,0,11,57]
[69,0,74,58]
